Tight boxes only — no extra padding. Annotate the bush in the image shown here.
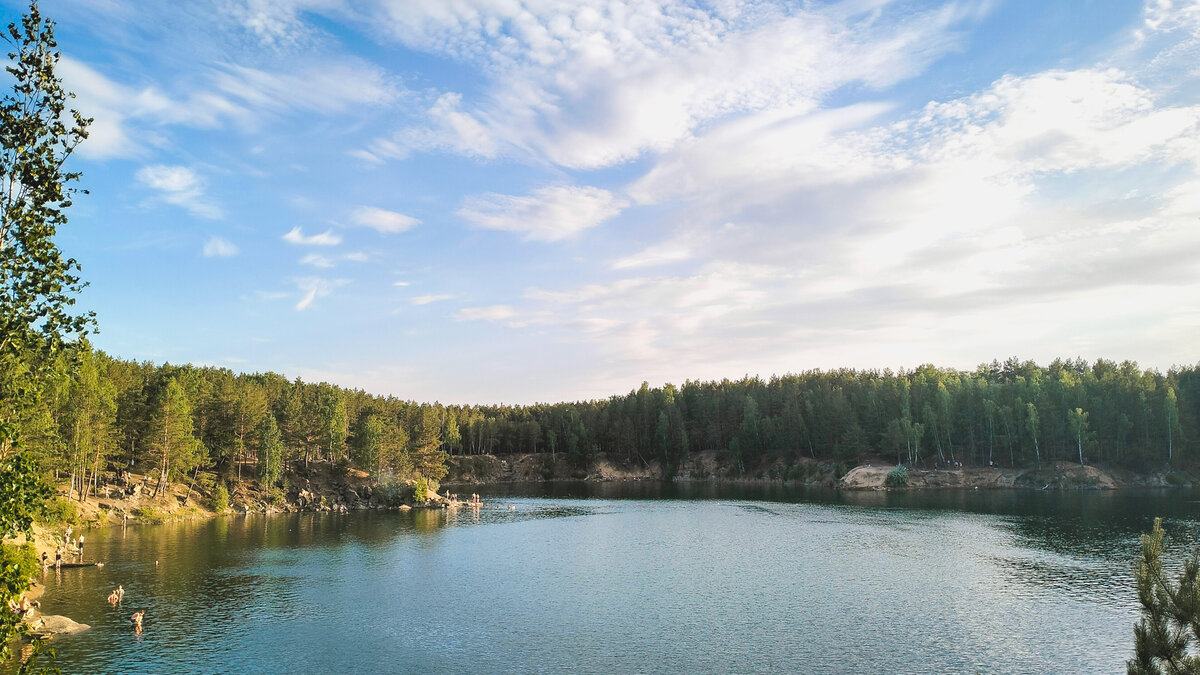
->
[38,496,78,526]
[412,477,431,503]
[885,466,909,488]
[0,542,38,588]
[134,506,168,524]
[212,483,229,513]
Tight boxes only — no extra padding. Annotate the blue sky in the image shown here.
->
[11,0,1200,403]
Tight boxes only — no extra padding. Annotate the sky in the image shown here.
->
[8,0,1200,404]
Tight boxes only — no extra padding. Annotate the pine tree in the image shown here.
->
[255,414,283,488]
[1129,518,1200,674]
[147,378,204,496]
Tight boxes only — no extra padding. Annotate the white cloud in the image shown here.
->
[611,239,695,269]
[361,92,499,162]
[221,0,343,47]
[455,305,516,321]
[1142,0,1200,34]
[453,52,1200,379]
[349,206,420,234]
[392,281,411,287]
[361,1,979,168]
[299,253,334,267]
[283,226,342,246]
[457,186,627,241]
[135,165,223,219]
[211,60,400,114]
[60,48,399,160]
[411,294,454,305]
[294,277,348,310]
[203,236,239,257]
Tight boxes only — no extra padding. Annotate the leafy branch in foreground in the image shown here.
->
[0,0,90,660]
[1128,518,1200,674]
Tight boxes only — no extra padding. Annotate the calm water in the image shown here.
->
[21,484,1200,674]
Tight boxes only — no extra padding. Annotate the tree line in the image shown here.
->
[12,347,1199,494]
[453,357,1197,476]
[14,342,451,499]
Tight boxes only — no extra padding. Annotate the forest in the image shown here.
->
[9,342,1198,499]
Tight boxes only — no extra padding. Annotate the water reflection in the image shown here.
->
[15,485,1200,674]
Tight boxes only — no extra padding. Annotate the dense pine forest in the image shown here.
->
[10,342,1198,498]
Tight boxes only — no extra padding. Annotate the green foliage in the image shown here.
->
[133,506,168,524]
[0,4,91,657]
[0,542,38,587]
[146,378,205,492]
[256,413,283,487]
[1128,517,1200,674]
[0,2,93,420]
[0,453,51,538]
[0,542,39,659]
[212,482,229,513]
[36,495,76,526]
[412,477,431,503]
[885,466,909,488]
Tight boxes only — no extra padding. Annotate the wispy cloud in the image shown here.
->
[360,1,980,168]
[203,236,239,257]
[283,226,342,246]
[135,165,223,219]
[349,206,420,234]
[299,253,334,268]
[411,294,453,305]
[294,277,349,310]
[457,186,627,241]
[455,305,516,322]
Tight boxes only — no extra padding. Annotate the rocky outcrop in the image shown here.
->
[28,614,89,637]
[840,461,1122,490]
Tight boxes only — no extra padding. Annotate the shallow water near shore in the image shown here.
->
[20,484,1200,673]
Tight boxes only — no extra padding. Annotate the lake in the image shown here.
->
[21,484,1200,673]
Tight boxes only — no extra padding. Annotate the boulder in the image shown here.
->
[29,615,89,636]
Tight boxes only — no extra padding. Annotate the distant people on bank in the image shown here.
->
[54,547,62,569]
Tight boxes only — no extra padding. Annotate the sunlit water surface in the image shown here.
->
[21,484,1200,673]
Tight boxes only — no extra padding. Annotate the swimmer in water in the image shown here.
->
[130,610,144,633]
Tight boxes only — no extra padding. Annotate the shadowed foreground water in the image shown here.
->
[23,485,1200,673]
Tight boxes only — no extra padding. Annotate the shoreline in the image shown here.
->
[18,455,1191,651]
[443,451,1190,491]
